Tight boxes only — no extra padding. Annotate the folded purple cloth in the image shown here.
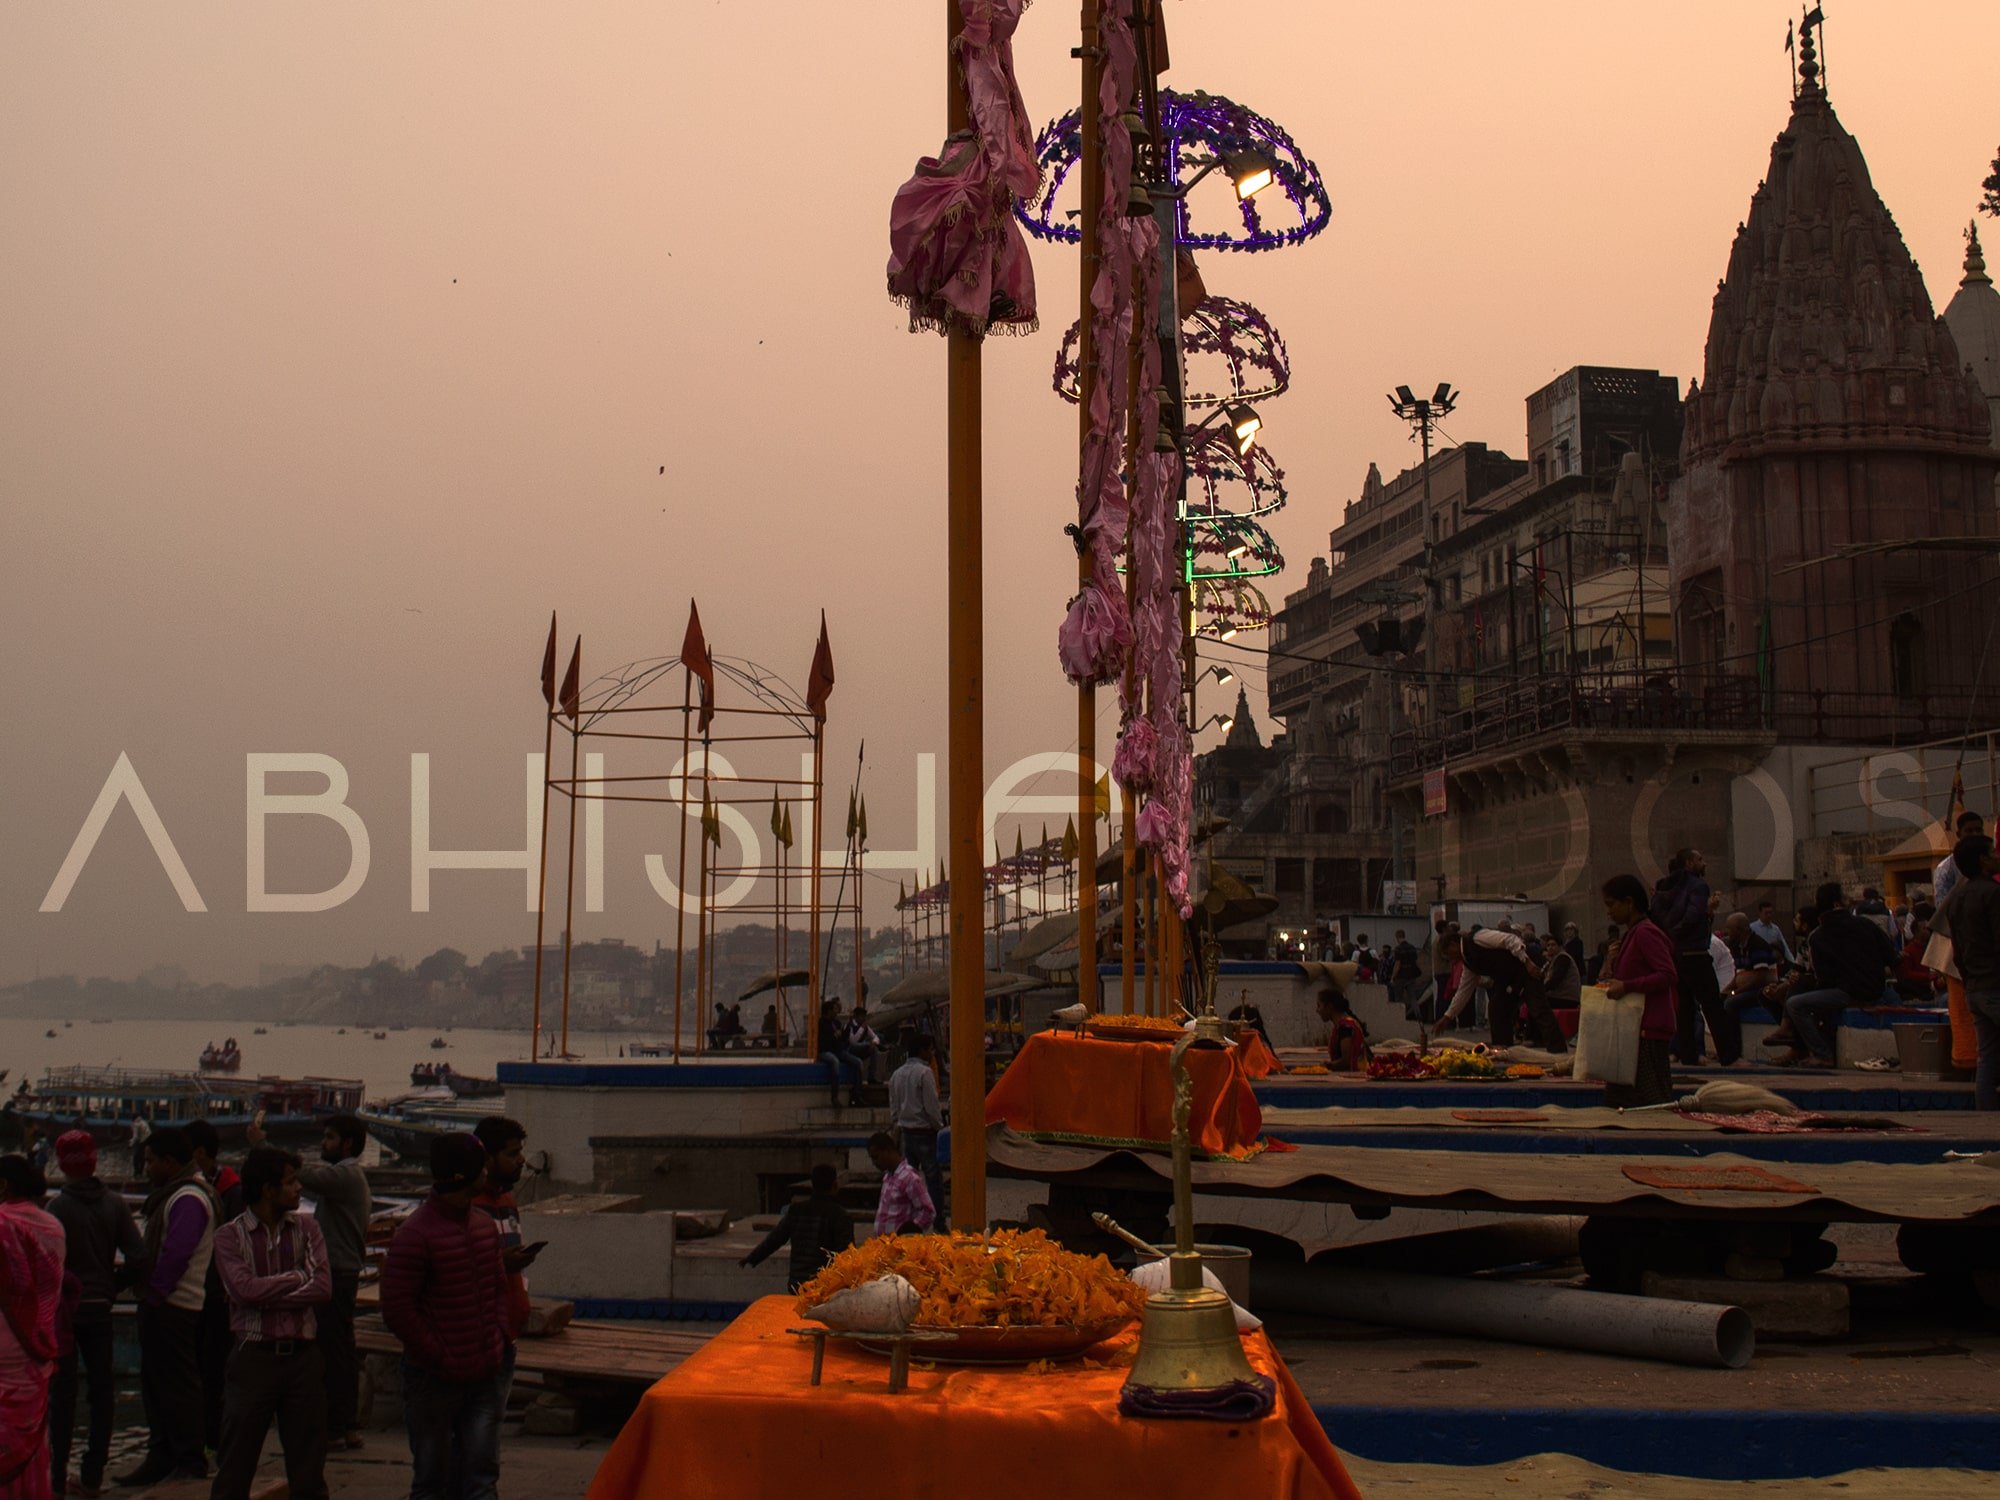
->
[1118,1374,1276,1422]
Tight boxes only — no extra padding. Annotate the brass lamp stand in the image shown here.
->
[1123,943,1257,1393]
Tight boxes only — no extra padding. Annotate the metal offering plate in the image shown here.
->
[857,1320,1129,1365]
[1084,1019,1184,1044]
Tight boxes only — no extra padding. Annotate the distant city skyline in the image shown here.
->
[3,2,1996,983]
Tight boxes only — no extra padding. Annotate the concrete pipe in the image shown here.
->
[1252,1263,1755,1370]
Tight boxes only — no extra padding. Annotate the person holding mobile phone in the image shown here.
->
[471,1119,533,1383]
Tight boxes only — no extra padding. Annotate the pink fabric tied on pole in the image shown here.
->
[1059,575,1133,685]
[1111,713,1158,795]
[885,0,1039,339]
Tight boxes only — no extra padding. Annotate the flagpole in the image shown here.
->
[673,675,692,1061]
[531,703,554,1063]
[809,722,825,1052]
[559,714,581,1061]
[696,793,711,1058]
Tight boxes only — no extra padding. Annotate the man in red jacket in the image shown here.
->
[381,1132,523,1500]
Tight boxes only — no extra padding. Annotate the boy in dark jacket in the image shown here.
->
[382,1132,523,1500]
[48,1130,142,1496]
[741,1164,855,1291]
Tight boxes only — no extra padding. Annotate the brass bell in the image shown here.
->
[1124,1254,1258,1393]
[1125,182,1154,218]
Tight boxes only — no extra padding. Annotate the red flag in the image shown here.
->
[540,612,558,709]
[559,639,582,721]
[806,613,836,722]
[680,601,716,735]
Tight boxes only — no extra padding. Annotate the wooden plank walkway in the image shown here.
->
[356,1313,712,1385]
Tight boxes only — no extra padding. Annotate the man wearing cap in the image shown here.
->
[47,1130,142,1497]
[381,1133,523,1500]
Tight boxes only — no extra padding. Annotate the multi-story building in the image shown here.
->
[1385,46,1999,931]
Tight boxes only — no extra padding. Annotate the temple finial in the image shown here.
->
[1797,6,1822,96]
[1966,221,1991,288]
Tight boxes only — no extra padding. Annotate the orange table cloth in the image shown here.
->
[984,1031,1266,1159]
[1236,1029,1283,1079]
[585,1296,1361,1500]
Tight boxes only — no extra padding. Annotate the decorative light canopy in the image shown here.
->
[1187,514,1283,582]
[1186,427,1287,520]
[1019,89,1332,252]
[1195,578,1273,640]
[1053,295,1291,412]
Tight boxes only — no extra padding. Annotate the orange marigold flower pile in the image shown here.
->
[795,1228,1149,1331]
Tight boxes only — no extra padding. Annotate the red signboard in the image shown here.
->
[1423,767,1447,818]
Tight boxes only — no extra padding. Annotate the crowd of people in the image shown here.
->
[0,1109,544,1500]
[1377,830,2000,1110]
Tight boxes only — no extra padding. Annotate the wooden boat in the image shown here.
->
[15,1068,364,1146]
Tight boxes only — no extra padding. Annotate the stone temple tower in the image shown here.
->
[1667,24,1999,711]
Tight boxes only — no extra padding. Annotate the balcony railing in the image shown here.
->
[1388,671,1992,777]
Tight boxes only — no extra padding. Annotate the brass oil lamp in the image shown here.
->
[1123,942,1257,1394]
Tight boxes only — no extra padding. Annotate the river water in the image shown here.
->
[0,1016,651,1101]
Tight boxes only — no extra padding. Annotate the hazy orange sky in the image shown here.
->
[4,2,1996,985]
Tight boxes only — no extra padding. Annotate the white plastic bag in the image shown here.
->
[1127,1258,1262,1331]
[1572,984,1644,1086]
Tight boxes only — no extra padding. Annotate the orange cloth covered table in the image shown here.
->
[984,1031,1266,1159]
[585,1296,1361,1500]
[1236,1029,1283,1078]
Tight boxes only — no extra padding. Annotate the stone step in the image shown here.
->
[800,1105,890,1128]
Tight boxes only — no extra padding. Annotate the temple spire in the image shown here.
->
[1966,221,1992,290]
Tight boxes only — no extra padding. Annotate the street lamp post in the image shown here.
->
[1386,382,1459,716]
[1385,383,1457,886]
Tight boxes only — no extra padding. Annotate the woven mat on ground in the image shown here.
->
[1621,1163,1820,1194]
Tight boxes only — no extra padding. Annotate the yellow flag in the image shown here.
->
[858,796,868,844]
[779,804,794,849]
[770,790,783,840]
[1061,816,1079,862]
[1093,773,1111,822]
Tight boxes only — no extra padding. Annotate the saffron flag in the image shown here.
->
[857,797,868,844]
[1062,816,1079,862]
[771,791,784,841]
[806,613,836,722]
[540,612,558,709]
[559,639,582,721]
[681,601,716,735]
[780,804,794,850]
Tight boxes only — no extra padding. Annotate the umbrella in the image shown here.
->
[736,969,810,1003]
[1009,911,1080,968]
[869,968,1045,1038]
[1190,864,1279,935]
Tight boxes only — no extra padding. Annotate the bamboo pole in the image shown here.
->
[946,0,989,1232]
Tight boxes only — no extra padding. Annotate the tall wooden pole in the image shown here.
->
[671,677,692,1060]
[1074,0,1104,1013]
[530,706,554,1061]
[946,0,988,1232]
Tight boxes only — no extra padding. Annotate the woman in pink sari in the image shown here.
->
[1,1155,67,1500]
